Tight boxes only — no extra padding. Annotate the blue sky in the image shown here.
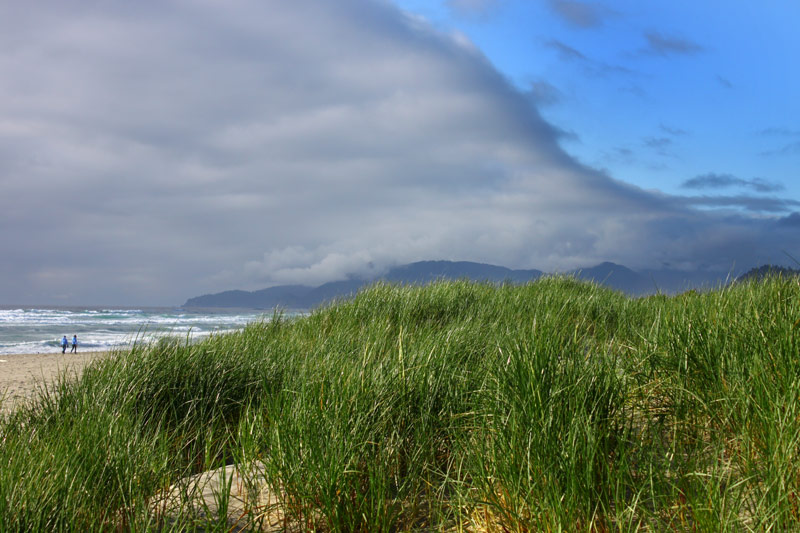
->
[0,0,798,305]
[393,0,799,204]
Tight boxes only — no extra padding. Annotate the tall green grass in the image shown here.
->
[1,275,799,530]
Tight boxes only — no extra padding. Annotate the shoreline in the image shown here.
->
[0,351,109,413]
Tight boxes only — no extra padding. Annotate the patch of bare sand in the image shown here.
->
[0,351,108,412]
[153,462,291,532]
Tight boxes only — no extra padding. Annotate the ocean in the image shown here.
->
[0,306,285,355]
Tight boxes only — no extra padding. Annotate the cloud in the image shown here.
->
[758,127,800,137]
[678,195,800,213]
[681,173,784,193]
[716,75,733,89]
[660,124,688,136]
[677,175,793,214]
[527,79,563,107]
[641,136,676,159]
[545,39,589,62]
[446,0,502,18]
[0,0,796,304]
[547,0,616,29]
[643,31,704,56]
[776,212,800,228]
[643,137,672,149]
[761,142,800,157]
[544,39,636,77]
[758,128,800,156]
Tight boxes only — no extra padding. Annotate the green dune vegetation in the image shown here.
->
[1,275,800,531]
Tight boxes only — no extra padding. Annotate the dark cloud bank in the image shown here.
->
[0,0,797,305]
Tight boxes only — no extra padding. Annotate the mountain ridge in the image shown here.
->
[183,260,758,309]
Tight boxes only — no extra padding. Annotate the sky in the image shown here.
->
[1,0,798,306]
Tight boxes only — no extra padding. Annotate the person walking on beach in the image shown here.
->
[61,335,68,354]
[71,335,78,353]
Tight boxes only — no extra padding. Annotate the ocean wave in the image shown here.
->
[0,307,281,355]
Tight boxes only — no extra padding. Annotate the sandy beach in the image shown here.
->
[0,351,108,412]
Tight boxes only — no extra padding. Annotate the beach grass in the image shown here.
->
[1,275,799,530]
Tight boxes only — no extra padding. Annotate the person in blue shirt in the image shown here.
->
[61,335,68,354]
[71,335,78,353]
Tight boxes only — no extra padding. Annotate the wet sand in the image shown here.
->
[0,351,108,412]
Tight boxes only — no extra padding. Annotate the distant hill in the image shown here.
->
[184,282,358,309]
[736,264,800,282]
[570,262,652,295]
[384,260,543,285]
[183,259,743,309]
[184,260,544,309]
[568,262,736,295]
